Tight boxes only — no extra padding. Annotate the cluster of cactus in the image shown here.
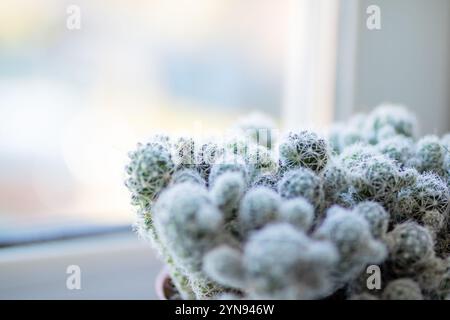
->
[125,106,450,300]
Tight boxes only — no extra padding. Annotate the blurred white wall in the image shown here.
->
[336,0,450,135]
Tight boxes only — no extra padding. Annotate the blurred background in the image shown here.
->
[0,0,288,239]
[0,0,449,299]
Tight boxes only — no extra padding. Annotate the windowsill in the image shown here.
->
[0,231,163,299]
[0,220,132,247]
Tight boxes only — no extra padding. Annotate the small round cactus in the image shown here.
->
[208,155,248,187]
[382,279,423,300]
[392,188,416,223]
[125,141,174,208]
[277,168,324,208]
[203,245,246,290]
[196,141,223,180]
[210,172,246,221]
[353,201,390,239]
[414,173,449,216]
[349,154,401,202]
[413,135,446,176]
[421,210,445,235]
[374,125,398,142]
[377,135,414,166]
[245,144,277,179]
[398,167,420,188]
[279,131,329,172]
[338,143,379,171]
[239,187,281,235]
[172,136,196,168]
[153,182,223,276]
[251,172,278,191]
[243,223,338,299]
[386,222,435,275]
[278,197,315,231]
[314,206,387,284]
[335,187,360,209]
[414,257,447,292]
[171,168,205,186]
[366,104,418,144]
[322,161,351,207]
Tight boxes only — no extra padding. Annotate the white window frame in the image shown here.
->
[282,0,359,131]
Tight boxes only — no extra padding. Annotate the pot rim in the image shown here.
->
[155,267,170,300]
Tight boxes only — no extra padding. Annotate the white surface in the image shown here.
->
[0,232,163,299]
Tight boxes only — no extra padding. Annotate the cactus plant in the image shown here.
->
[125,105,450,300]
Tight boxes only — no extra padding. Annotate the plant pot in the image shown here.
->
[155,267,179,300]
